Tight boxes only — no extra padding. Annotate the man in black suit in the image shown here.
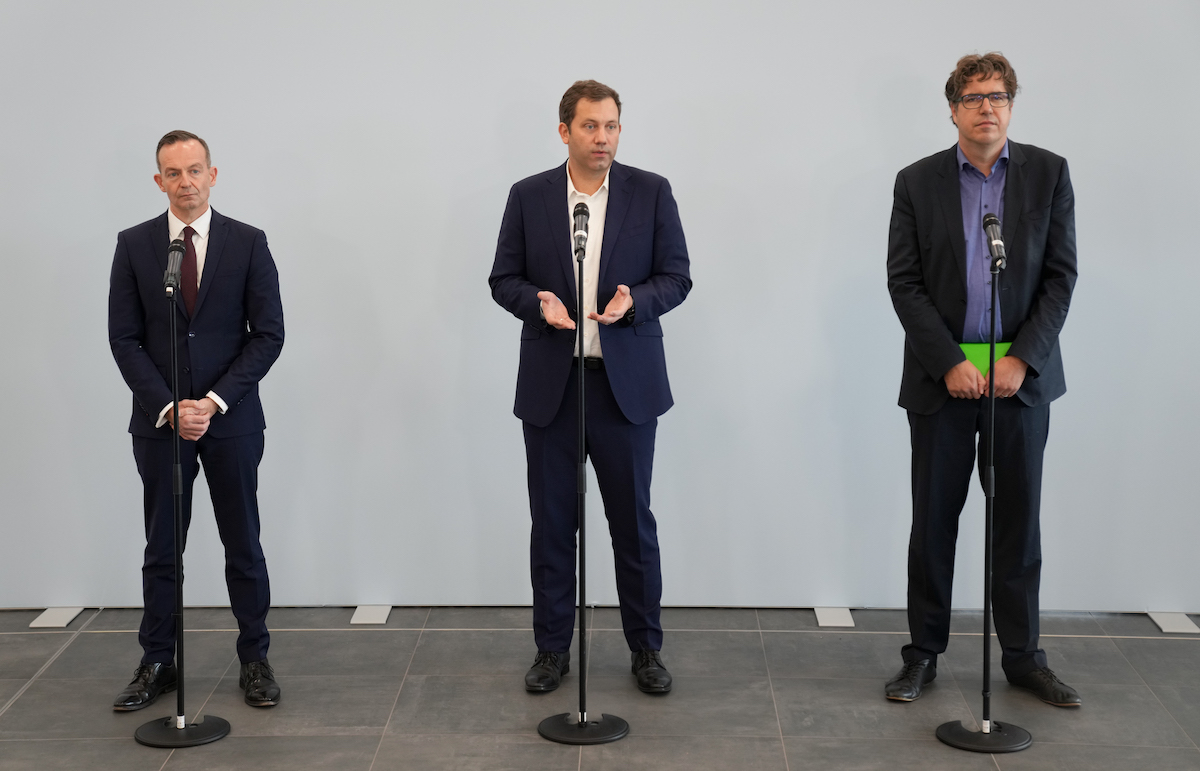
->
[490,80,691,694]
[885,54,1080,706]
[108,131,284,710]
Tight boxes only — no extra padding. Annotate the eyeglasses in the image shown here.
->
[954,92,1011,109]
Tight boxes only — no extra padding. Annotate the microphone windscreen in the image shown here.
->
[982,213,1001,232]
[168,238,186,255]
[573,202,590,218]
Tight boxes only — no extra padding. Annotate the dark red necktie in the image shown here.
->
[181,225,198,316]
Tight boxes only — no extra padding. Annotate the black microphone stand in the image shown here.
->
[136,249,230,748]
[936,225,1031,753]
[538,222,628,745]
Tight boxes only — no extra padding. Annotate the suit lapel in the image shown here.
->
[1000,142,1025,324]
[541,164,577,312]
[598,162,630,288]
[935,146,968,292]
[194,209,228,320]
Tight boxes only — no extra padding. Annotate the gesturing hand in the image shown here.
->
[587,285,633,325]
[537,291,576,330]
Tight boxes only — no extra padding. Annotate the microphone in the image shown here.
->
[163,238,186,297]
[573,202,589,257]
[982,213,1006,268]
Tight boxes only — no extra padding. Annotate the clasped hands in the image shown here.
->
[944,356,1028,399]
[537,285,632,331]
[165,397,219,441]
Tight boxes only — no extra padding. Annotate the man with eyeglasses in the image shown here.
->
[885,53,1079,706]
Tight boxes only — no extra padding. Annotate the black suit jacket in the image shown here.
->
[109,209,284,438]
[489,161,692,427]
[887,141,1077,415]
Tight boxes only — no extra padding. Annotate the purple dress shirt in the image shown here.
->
[958,141,1008,343]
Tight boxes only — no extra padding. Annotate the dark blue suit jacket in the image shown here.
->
[109,209,285,438]
[490,161,692,427]
[887,142,1077,415]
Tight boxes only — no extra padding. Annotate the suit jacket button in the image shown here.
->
[188,332,196,338]
[183,367,190,373]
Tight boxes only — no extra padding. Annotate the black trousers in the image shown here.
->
[132,431,271,665]
[523,364,662,653]
[903,397,1050,678]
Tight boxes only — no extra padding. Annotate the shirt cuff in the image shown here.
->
[155,403,173,429]
[207,391,228,414]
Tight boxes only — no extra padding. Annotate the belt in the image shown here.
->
[573,357,605,370]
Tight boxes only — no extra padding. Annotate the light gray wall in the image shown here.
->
[1,1,1196,612]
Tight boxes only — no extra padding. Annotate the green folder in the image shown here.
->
[960,342,1011,375]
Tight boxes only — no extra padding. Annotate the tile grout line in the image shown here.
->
[367,606,430,771]
[0,609,100,720]
[755,609,791,771]
[190,653,240,724]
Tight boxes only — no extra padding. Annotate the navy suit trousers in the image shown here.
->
[523,363,662,653]
[903,397,1050,678]
[133,431,271,664]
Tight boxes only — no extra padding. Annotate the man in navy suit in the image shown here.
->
[108,131,284,711]
[490,80,691,694]
[885,54,1080,706]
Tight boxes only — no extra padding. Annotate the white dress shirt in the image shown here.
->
[566,166,610,358]
[155,206,228,427]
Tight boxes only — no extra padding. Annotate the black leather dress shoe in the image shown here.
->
[525,651,570,692]
[1008,667,1081,707]
[113,662,177,711]
[884,659,936,701]
[240,659,281,707]
[631,650,672,694]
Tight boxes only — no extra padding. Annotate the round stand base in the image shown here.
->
[135,715,231,748]
[538,713,629,745]
[936,719,1031,753]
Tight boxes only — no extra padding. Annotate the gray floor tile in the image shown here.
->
[1039,612,1108,636]
[0,609,98,633]
[1114,638,1200,687]
[963,682,1192,747]
[267,606,430,630]
[943,633,1142,685]
[993,743,1200,770]
[373,733,580,771]
[1093,612,1171,637]
[772,676,975,739]
[1152,685,1200,747]
[0,676,220,739]
[0,679,26,705]
[588,629,767,678]
[583,735,787,770]
[86,607,240,632]
[385,674,577,734]
[784,737,998,770]
[0,634,70,680]
[0,738,171,770]
[848,609,911,632]
[426,607,533,630]
[159,735,378,770]
[408,630,566,677]
[757,608,821,631]
[43,630,238,679]
[193,675,402,736]
[266,630,419,678]
[660,607,760,630]
[585,674,779,737]
[762,630,908,680]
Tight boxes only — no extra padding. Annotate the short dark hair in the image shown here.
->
[945,52,1019,103]
[559,80,621,127]
[156,130,211,169]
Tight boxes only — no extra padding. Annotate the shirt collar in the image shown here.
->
[167,206,212,240]
[566,163,611,198]
[957,140,1009,176]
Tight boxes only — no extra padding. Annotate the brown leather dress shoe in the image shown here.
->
[240,659,281,707]
[113,662,177,711]
[631,650,672,694]
[1008,667,1081,707]
[525,651,570,692]
[884,659,936,701]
